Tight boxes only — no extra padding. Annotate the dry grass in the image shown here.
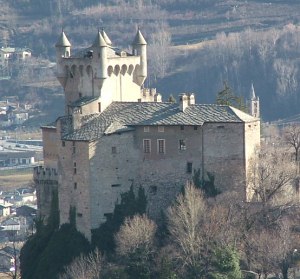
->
[0,170,33,191]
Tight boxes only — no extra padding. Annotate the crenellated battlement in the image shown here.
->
[33,166,58,183]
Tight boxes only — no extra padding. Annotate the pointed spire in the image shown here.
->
[55,30,71,47]
[132,27,147,45]
[92,30,107,47]
[250,83,256,100]
[101,28,112,46]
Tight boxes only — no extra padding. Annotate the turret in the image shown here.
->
[92,30,108,87]
[132,28,147,86]
[55,30,71,59]
[55,30,71,88]
[101,29,112,46]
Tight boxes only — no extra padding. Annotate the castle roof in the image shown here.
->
[92,31,107,47]
[132,29,147,45]
[70,96,98,107]
[61,102,258,141]
[55,31,71,47]
[101,29,112,46]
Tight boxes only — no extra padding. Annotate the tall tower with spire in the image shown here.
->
[249,83,260,118]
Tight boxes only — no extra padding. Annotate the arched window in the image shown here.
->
[121,64,127,75]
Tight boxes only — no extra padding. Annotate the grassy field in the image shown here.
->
[0,168,34,191]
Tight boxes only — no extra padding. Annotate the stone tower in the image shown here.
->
[249,83,260,118]
[54,28,150,116]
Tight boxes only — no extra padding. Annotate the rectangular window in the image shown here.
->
[74,182,77,189]
[143,139,151,153]
[112,184,121,187]
[98,102,101,112]
[194,126,198,130]
[112,147,117,154]
[187,162,193,173]
[62,141,65,147]
[180,125,184,130]
[73,162,77,174]
[179,139,186,150]
[144,126,149,132]
[77,213,83,217]
[158,139,165,154]
[158,126,164,132]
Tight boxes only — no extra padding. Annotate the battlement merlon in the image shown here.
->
[33,166,58,182]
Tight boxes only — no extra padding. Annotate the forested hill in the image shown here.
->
[1,0,300,121]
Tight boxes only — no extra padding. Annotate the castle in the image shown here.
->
[34,29,260,240]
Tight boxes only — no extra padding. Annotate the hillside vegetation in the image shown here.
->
[1,0,300,121]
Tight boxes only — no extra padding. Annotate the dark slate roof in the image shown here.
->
[70,96,98,107]
[62,102,257,141]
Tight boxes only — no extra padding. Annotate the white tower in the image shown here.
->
[55,30,71,88]
[249,83,260,118]
[132,28,147,86]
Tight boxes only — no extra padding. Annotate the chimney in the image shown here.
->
[179,93,189,112]
[188,93,195,105]
[154,93,162,102]
[72,108,82,130]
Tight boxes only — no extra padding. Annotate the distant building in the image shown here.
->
[0,201,12,217]
[35,29,260,241]
[0,151,35,167]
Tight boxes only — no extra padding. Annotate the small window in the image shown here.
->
[74,182,77,189]
[194,126,198,130]
[158,139,165,154]
[98,102,101,112]
[149,185,157,194]
[143,139,151,153]
[112,147,117,154]
[72,141,76,154]
[73,162,77,174]
[179,139,186,150]
[62,141,65,147]
[112,184,121,187]
[187,162,193,173]
[217,125,225,129]
[144,126,149,132]
[158,126,164,132]
[79,92,82,98]
[180,126,184,130]
[77,213,83,217]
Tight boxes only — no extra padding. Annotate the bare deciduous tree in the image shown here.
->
[59,248,102,279]
[284,124,300,163]
[247,145,297,207]
[115,214,156,256]
[167,182,206,272]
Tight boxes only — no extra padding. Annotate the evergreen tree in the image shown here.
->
[20,188,59,279]
[193,169,220,197]
[216,81,247,112]
[208,246,242,279]
[92,185,147,253]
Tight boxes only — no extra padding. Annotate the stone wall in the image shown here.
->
[34,166,58,222]
[58,139,92,240]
